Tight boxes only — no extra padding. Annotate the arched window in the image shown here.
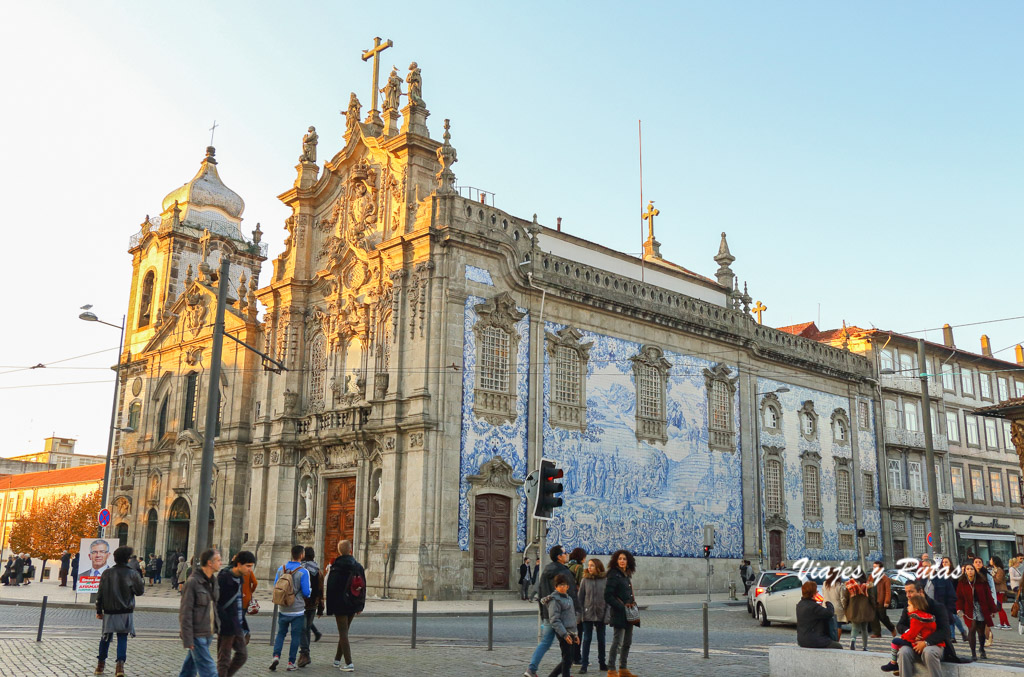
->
[157,397,168,438]
[138,271,155,328]
[128,401,141,431]
[831,408,851,446]
[798,401,818,441]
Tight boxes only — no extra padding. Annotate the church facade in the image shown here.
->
[109,56,883,597]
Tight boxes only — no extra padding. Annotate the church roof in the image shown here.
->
[161,147,245,228]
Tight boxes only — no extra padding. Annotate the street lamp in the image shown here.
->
[79,307,126,537]
[753,386,790,567]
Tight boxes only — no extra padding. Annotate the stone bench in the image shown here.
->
[768,644,1024,677]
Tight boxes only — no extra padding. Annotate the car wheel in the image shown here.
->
[747,600,754,616]
[757,603,771,627]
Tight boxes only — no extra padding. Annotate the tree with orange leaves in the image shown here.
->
[9,490,101,581]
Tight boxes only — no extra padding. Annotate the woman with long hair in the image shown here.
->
[578,558,609,673]
[956,563,996,660]
[990,556,1011,629]
[820,567,848,640]
[603,550,637,677]
[940,556,968,642]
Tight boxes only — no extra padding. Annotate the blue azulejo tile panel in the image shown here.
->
[458,295,529,552]
[857,398,882,561]
[541,322,743,559]
[757,378,883,563]
[464,265,494,286]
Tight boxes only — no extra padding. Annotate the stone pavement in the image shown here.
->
[0,636,768,677]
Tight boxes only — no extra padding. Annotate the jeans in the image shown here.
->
[951,611,968,637]
[849,622,869,650]
[216,634,247,677]
[178,635,218,677]
[98,633,128,663]
[528,623,556,672]
[299,608,320,655]
[520,579,532,599]
[273,614,305,664]
[608,625,633,670]
[581,621,606,668]
[334,614,355,665]
[896,644,943,677]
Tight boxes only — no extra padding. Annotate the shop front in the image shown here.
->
[955,515,1021,564]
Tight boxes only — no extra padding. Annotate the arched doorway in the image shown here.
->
[144,509,158,558]
[166,497,190,558]
[768,530,784,568]
[115,522,128,545]
[472,493,511,590]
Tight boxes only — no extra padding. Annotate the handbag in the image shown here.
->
[624,578,640,626]
[247,598,260,615]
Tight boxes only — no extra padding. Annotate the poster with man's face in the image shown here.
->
[77,537,120,591]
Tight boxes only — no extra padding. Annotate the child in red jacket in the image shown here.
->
[881,593,944,672]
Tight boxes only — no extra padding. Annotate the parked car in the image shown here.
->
[747,570,793,616]
[884,569,912,609]
[751,570,831,627]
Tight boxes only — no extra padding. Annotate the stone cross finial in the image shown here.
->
[361,37,393,123]
[714,232,736,289]
[209,120,219,146]
[198,229,212,280]
[753,301,767,324]
[436,119,458,194]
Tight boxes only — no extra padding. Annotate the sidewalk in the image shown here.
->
[0,578,744,615]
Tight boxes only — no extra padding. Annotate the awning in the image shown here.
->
[957,531,1016,542]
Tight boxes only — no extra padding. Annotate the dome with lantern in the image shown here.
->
[160,146,246,241]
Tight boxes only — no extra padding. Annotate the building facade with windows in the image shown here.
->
[107,66,882,597]
[7,437,106,470]
[802,324,1024,564]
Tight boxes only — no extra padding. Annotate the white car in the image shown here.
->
[747,570,793,616]
[753,572,821,627]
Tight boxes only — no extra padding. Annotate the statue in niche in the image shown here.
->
[343,93,361,133]
[148,475,159,501]
[370,472,381,527]
[380,67,402,111]
[300,126,318,163]
[405,62,423,107]
[299,477,314,527]
[179,455,189,488]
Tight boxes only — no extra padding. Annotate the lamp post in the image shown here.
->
[753,386,790,568]
[79,310,126,537]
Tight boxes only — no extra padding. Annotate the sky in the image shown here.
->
[1,1,1021,457]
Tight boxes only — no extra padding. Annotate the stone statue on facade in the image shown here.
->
[406,62,424,107]
[300,126,318,163]
[381,67,402,112]
[343,93,361,134]
[299,478,314,526]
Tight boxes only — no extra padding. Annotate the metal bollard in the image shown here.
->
[487,599,493,651]
[702,602,709,659]
[36,596,48,642]
[270,605,279,646]
[411,598,418,649]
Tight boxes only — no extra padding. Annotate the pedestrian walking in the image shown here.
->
[578,557,609,673]
[270,545,311,671]
[529,557,541,601]
[604,549,638,677]
[1008,555,1022,593]
[175,556,187,593]
[128,555,143,579]
[821,567,849,640]
[990,556,1011,629]
[739,559,756,596]
[973,557,1002,632]
[325,539,366,672]
[297,546,325,667]
[59,549,71,587]
[13,553,26,585]
[940,556,969,641]
[544,574,580,677]
[95,545,145,677]
[154,554,163,585]
[844,572,874,650]
[72,551,80,590]
[1,555,13,585]
[216,550,256,677]
[178,549,222,677]
[146,555,158,585]
[956,562,996,660]
[868,561,896,637]
[166,551,179,581]
[519,557,533,600]
[523,546,579,677]
[567,547,587,664]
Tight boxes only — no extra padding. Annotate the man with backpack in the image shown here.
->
[325,539,366,672]
[297,546,325,668]
[270,545,312,672]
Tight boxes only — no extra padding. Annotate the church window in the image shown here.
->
[308,333,327,410]
[138,271,155,328]
[547,327,591,431]
[158,398,168,438]
[127,401,141,431]
[632,345,671,444]
[765,458,783,517]
[863,472,876,506]
[858,400,870,429]
[760,392,782,431]
[836,468,853,520]
[472,293,524,426]
[806,530,823,549]
[803,465,821,519]
[798,401,818,441]
[831,409,850,445]
[183,372,199,430]
[703,363,737,452]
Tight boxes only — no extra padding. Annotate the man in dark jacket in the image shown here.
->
[325,539,365,672]
[217,550,255,677]
[95,545,146,676]
[795,581,842,649]
[519,557,533,600]
[59,550,71,587]
[71,552,80,590]
[12,553,25,585]
[178,549,222,677]
[869,560,896,636]
[893,580,956,677]
[298,546,325,667]
[524,545,579,677]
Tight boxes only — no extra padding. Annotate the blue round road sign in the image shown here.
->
[98,508,111,527]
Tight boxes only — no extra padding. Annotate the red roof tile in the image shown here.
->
[972,397,1024,417]
[777,321,820,338]
[0,463,105,490]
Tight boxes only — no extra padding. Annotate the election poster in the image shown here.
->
[76,536,120,594]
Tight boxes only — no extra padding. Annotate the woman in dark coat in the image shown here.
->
[796,580,842,649]
[604,549,637,677]
[844,573,875,650]
[956,563,996,660]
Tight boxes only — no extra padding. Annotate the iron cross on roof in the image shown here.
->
[642,200,659,240]
[753,301,768,324]
[361,37,393,116]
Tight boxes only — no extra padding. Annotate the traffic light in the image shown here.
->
[533,458,564,521]
[703,545,711,558]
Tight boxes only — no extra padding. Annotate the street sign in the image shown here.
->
[97,508,111,527]
[926,531,933,547]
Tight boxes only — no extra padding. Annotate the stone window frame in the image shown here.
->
[838,531,856,551]
[862,471,876,506]
[798,401,818,441]
[911,521,927,555]
[1008,472,1021,506]
[830,408,851,446]
[964,414,981,447]
[472,293,525,426]
[763,446,786,519]
[704,363,738,453]
[969,465,986,503]
[1003,420,1014,450]
[630,344,671,444]
[908,460,924,493]
[979,372,992,401]
[950,464,966,500]
[960,364,975,398]
[834,457,854,521]
[946,410,960,443]
[760,392,782,431]
[546,326,592,431]
[127,400,142,431]
[800,449,822,520]
[857,400,870,430]
[983,418,1000,450]
[805,528,824,549]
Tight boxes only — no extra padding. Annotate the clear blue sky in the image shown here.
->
[1,1,1021,456]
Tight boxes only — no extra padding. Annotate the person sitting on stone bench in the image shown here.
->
[796,580,842,649]
[893,579,966,677]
